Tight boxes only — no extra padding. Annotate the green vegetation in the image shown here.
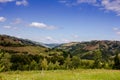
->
[56,40,120,60]
[0,35,120,71]
[0,49,116,71]
[0,69,120,80]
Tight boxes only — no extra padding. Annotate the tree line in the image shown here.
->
[0,49,120,72]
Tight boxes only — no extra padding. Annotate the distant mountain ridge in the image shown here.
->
[55,40,120,60]
[45,43,61,48]
[1,34,120,60]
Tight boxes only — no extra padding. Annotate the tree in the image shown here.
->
[0,53,12,71]
[40,58,48,70]
[93,49,102,68]
[29,60,38,70]
[48,61,54,70]
[113,50,120,69]
[0,52,4,72]
[54,61,60,69]
[64,55,72,69]
[71,56,81,69]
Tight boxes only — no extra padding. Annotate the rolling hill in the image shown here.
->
[1,34,120,60]
[0,34,48,54]
[55,40,120,60]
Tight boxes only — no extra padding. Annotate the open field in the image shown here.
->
[0,69,120,80]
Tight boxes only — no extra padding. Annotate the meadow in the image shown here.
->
[0,69,120,80]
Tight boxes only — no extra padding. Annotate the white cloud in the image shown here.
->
[0,17,6,22]
[12,18,22,24]
[77,0,97,4]
[117,31,120,35]
[113,27,119,31]
[3,25,17,29]
[3,26,11,29]
[59,0,120,16]
[46,36,53,41]
[0,0,28,6]
[72,34,79,38]
[16,0,28,6]
[113,27,120,35]
[45,36,59,43]
[101,0,120,16]
[61,39,70,43]
[0,0,14,3]
[59,0,67,3]
[29,22,57,30]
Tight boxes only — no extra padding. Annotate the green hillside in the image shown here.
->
[0,35,120,71]
[56,40,120,60]
[0,35,48,54]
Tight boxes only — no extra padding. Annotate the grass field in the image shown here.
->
[0,69,120,80]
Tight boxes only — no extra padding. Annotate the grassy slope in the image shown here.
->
[0,46,47,54]
[56,41,120,60]
[0,69,120,80]
[0,35,48,54]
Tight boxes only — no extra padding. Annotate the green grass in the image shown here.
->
[0,69,120,80]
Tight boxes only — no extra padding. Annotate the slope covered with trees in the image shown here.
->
[0,34,48,54]
[0,35,120,71]
[56,40,120,60]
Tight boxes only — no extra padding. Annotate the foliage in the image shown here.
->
[93,49,102,68]
[40,58,48,70]
[1,35,120,71]
[113,50,120,69]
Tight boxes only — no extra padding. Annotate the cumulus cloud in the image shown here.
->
[46,36,53,41]
[113,27,119,31]
[101,0,120,16]
[61,39,70,43]
[59,0,120,16]
[3,26,11,29]
[0,0,14,3]
[72,34,79,38]
[77,0,97,4]
[29,22,57,30]
[0,17,6,22]
[59,0,67,3]
[117,31,120,34]
[16,0,28,6]
[59,0,98,7]
[44,36,72,43]
[113,27,120,35]
[45,36,60,43]
[11,18,22,24]
[0,0,28,6]
[3,25,17,29]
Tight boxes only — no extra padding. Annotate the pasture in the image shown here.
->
[0,69,120,80]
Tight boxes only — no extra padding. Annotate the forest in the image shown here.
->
[0,35,120,72]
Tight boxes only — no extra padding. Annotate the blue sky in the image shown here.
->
[0,0,120,43]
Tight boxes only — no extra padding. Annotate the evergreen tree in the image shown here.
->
[113,50,120,69]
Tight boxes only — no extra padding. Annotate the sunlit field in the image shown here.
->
[0,69,120,80]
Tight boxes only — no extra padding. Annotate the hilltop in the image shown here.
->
[1,34,120,60]
[0,35,120,71]
[55,40,120,60]
[0,34,48,54]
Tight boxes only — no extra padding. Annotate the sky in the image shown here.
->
[0,0,120,43]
